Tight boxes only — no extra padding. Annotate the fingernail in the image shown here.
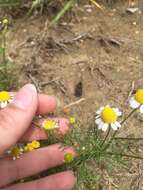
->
[12,84,37,110]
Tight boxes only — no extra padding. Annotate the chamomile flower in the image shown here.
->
[24,140,40,152]
[9,146,24,160]
[0,91,14,108]
[64,153,74,163]
[42,119,59,130]
[129,89,143,113]
[95,105,122,131]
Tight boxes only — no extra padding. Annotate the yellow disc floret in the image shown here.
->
[42,120,57,130]
[24,143,34,152]
[64,153,74,163]
[101,106,117,124]
[24,140,40,152]
[135,89,143,104]
[0,91,11,102]
[31,140,40,149]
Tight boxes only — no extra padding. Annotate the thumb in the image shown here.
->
[0,84,38,154]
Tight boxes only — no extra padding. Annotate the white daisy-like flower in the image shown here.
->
[0,91,14,109]
[129,89,143,113]
[8,146,24,160]
[95,105,122,132]
[42,119,59,130]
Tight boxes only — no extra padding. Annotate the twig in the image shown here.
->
[41,77,60,87]
[60,32,92,44]
[32,121,41,128]
[63,98,86,109]
[89,0,104,10]
[107,152,143,160]
[114,137,143,141]
[26,73,41,92]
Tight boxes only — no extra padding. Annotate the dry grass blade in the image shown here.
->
[89,0,104,10]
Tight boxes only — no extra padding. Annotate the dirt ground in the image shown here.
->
[4,1,143,189]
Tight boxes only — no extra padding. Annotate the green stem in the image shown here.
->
[100,126,111,147]
[102,109,137,152]
[120,109,137,125]
[2,29,7,74]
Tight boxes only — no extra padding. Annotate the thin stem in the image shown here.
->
[107,152,143,160]
[102,109,137,152]
[1,29,7,75]
[120,109,137,125]
[100,126,111,147]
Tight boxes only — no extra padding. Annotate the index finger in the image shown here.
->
[37,94,57,114]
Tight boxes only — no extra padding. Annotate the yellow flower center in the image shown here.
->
[42,120,57,130]
[11,146,23,158]
[101,107,117,124]
[135,89,143,104]
[64,153,74,163]
[0,91,11,102]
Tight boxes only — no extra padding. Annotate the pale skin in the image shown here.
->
[0,84,76,190]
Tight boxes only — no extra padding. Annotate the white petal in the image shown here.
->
[101,123,109,131]
[55,123,60,128]
[96,107,104,115]
[10,94,14,97]
[113,108,119,112]
[139,105,143,113]
[1,101,8,108]
[111,123,118,130]
[114,121,121,128]
[117,111,122,116]
[95,118,102,125]
[113,108,122,116]
[98,124,103,130]
[8,99,13,103]
[129,97,140,109]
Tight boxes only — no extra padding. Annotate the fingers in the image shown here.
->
[2,171,75,190]
[21,118,70,142]
[0,145,75,187]
[10,93,57,115]
[0,84,38,154]
[36,94,57,114]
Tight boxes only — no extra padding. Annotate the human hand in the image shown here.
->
[0,84,75,190]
